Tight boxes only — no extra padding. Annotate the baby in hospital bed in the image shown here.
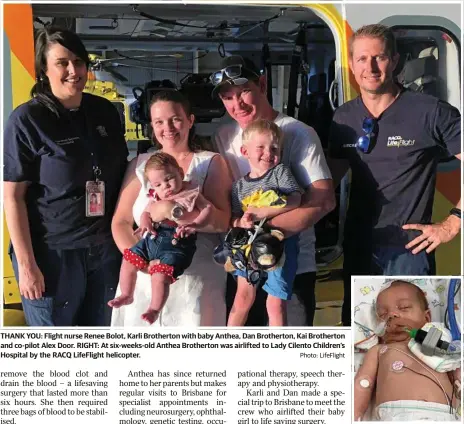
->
[354,280,461,421]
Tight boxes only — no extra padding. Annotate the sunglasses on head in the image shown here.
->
[356,117,378,153]
[210,64,259,86]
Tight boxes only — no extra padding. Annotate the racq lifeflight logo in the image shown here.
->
[387,135,415,147]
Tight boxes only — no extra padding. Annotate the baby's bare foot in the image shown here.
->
[108,295,134,308]
[141,309,160,325]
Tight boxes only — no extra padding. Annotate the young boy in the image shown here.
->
[228,119,302,327]
[108,152,211,324]
[354,280,461,421]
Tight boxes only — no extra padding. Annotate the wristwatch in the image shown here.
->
[449,207,462,219]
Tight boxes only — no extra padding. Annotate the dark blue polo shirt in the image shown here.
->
[4,93,129,249]
[328,89,461,247]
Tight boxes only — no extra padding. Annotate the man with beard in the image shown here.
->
[353,280,460,421]
[328,25,461,326]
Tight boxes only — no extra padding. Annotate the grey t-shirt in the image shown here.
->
[231,163,302,216]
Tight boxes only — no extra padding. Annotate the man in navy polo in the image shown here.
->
[328,24,461,326]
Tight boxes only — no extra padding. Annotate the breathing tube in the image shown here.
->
[406,278,461,343]
[402,279,461,356]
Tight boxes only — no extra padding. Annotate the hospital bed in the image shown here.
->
[353,277,462,421]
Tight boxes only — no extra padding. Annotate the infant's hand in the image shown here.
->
[133,225,156,239]
[134,212,156,238]
[239,212,255,229]
[176,225,197,238]
[454,380,461,400]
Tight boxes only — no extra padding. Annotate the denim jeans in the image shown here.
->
[341,245,435,326]
[130,226,196,278]
[10,240,122,327]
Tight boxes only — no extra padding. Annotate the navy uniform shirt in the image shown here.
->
[4,93,129,249]
[328,89,461,247]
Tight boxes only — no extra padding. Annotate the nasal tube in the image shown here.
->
[374,320,388,336]
[374,316,393,337]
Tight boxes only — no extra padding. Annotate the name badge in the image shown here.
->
[86,181,105,217]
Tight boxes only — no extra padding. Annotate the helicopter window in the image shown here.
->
[391,27,460,169]
[392,27,460,110]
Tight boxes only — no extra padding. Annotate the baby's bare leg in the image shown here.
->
[142,272,172,324]
[266,295,287,326]
[108,260,138,308]
[227,276,256,326]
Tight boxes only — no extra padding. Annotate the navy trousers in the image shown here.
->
[10,239,122,327]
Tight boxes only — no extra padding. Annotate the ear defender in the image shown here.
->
[250,231,284,271]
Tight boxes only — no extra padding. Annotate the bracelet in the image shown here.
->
[449,208,462,219]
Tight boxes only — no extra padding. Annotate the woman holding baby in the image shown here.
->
[110,90,231,327]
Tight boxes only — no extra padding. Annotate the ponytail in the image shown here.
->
[30,77,60,116]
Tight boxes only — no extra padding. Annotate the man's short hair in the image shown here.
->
[242,119,283,147]
[386,280,429,311]
[349,24,397,58]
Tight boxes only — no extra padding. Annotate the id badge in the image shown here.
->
[86,181,105,217]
